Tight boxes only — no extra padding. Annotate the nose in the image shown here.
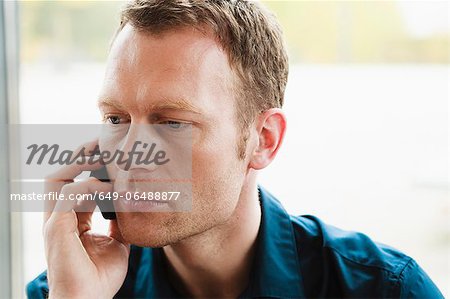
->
[115,124,168,172]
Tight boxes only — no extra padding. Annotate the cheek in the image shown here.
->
[193,119,240,162]
[190,120,244,181]
[99,126,129,152]
[190,130,246,206]
[99,127,129,178]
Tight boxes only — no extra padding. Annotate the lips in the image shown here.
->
[114,190,172,212]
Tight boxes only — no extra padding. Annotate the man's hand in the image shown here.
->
[43,140,130,299]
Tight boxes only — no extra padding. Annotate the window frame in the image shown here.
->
[0,0,12,296]
[1,0,22,298]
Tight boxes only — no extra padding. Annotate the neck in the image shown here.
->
[162,179,261,298]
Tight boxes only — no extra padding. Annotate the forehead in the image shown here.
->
[101,24,235,114]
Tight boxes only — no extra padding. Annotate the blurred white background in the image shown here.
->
[10,0,450,297]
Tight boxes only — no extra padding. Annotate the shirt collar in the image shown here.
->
[241,185,305,298]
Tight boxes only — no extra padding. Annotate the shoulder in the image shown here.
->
[289,215,444,298]
[291,215,410,272]
[26,271,48,299]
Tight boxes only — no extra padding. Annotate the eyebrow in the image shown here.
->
[98,98,202,115]
[98,98,126,110]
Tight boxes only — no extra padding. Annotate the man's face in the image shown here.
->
[97,24,250,247]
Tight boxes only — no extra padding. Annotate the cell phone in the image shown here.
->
[90,166,116,220]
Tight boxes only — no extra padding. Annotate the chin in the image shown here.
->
[123,234,171,248]
[115,212,188,248]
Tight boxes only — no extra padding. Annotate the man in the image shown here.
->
[27,1,443,298]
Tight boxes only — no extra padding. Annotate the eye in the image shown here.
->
[105,115,129,125]
[160,120,190,130]
[107,116,121,124]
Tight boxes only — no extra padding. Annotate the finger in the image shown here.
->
[45,139,102,183]
[43,139,104,223]
[46,178,112,235]
[74,199,97,236]
[43,138,99,216]
[43,160,104,224]
[73,177,113,236]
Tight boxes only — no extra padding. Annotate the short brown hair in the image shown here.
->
[115,0,289,158]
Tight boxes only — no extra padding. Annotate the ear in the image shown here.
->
[249,108,286,170]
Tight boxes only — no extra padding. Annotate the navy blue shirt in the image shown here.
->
[27,186,444,298]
